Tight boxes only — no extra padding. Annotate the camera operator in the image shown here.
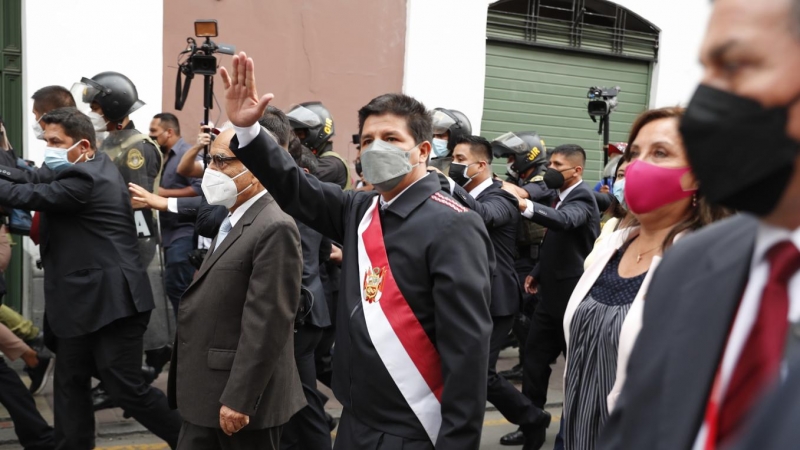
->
[0,107,182,448]
[427,107,472,174]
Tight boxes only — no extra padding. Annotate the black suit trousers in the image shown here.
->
[487,315,538,426]
[177,421,281,450]
[522,298,570,409]
[0,358,54,450]
[53,311,182,449]
[281,324,332,450]
[333,410,432,450]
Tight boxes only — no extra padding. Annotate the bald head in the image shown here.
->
[211,129,236,157]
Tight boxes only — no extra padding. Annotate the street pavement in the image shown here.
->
[0,348,565,449]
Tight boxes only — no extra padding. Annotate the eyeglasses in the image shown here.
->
[204,154,238,169]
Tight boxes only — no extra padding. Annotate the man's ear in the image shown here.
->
[302,168,310,175]
[417,141,431,163]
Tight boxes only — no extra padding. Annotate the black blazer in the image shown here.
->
[296,220,331,329]
[0,154,154,338]
[232,129,494,449]
[452,180,522,317]
[599,214,757,450]
[527,181,599,317]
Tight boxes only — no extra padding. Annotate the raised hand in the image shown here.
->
[220,51,274,128]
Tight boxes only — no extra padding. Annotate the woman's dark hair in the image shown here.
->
[621,106,730,250]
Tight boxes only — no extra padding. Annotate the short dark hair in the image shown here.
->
[551,144,586,165]
[295,147,319,177]
[455,135,493,164]
[153,112,181,136]
[32,86,76,115]
[357,94,432,145]
[41,107,96,150]
[288,136,304,160]
[259,106,292,148]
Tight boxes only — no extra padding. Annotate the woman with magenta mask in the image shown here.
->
[559,107,730,450]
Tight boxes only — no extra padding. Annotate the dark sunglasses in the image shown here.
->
[204,154,238,168]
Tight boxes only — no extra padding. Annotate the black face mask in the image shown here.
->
[544,167,569,189]
[681,85,800,216]
[448,162,476,187]
[355,160,363,177]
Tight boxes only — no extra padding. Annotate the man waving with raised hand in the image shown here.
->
[220,52,495,450]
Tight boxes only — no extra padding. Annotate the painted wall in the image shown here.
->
[615,0,712,108]
[403,0,496,135]
[21,0,164,164]
[162,0,407,164]
[402,0,712,132]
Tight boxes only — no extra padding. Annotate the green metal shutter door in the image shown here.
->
[482,41,651,184]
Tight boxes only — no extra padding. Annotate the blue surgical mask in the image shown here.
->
[613,178,626,206]
[431,138,449,158]
[44,141,84,172]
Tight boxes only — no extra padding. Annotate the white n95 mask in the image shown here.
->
[201,167,253,208]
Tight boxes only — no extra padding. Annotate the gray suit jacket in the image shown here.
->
[167,193,306,429]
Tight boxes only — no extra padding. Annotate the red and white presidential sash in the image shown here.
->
[356,196,443,444]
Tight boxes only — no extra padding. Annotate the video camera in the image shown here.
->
[587,86,621,117]
[174,20,235,111]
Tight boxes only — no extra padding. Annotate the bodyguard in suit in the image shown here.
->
[599,2,800,449]
[167,128,305,449]
[445,136,553,441]
[220,52,494,450]
[506,144,599,449]
[0,108,182,448]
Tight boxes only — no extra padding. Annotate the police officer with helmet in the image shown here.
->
[428,107,472,173]
[286,101,351,190]
[72,71,173,409]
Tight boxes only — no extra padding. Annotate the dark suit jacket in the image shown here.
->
[232,129,494,449]
[528,181,599,318]
[167,193,306,429]
[296,220,331,328]
[599,214,757,450]
[0,154,153,338]
[452,180,522,317]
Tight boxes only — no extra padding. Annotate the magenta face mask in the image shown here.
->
[624,159,697,215]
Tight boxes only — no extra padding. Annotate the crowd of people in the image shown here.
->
[0,0,799,449]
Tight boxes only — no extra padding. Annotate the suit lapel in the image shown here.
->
[658,218,758,449]
[189,195,270,289]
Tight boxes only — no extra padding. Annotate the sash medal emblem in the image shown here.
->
[363,267,386,303]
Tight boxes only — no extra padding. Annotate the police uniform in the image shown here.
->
[232,125,494,450]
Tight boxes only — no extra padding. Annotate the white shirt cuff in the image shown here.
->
[447,178,455,194]
[234,123,261,148]
[522,199,534,219]
[167,197,178,213]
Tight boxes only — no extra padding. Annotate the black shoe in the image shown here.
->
[24,331,46,354]
[326,412,338,431]
[24,355,53,395]
[145,345,173,375]
[92,384,116,411]
[521,410,552,450]
[499,364,524,382]
[142,365,157,385]
[500,428,524,446]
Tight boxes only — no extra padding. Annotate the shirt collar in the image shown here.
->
[753,221,800,267]
[559,179,583,203]
[229,190,267,228]
[380,175,426,209]
[469,177,494,199]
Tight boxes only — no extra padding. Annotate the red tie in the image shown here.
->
[717,240,800,444]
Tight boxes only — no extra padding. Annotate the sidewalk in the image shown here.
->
[0,348,565,447]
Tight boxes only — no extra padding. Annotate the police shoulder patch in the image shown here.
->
[530,175,544,183]
[430,192,468,213]
[127,148,145,170]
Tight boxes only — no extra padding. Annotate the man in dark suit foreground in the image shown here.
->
[0,107,182,448]
[599,1,800,449]
[505,144,600,449]
[445,135,554,444]
[220,52,494,449]
[167,129,305,450]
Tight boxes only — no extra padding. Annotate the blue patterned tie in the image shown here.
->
[213,216,232,252]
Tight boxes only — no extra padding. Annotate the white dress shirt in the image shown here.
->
[468,177,493,199]
[522,179,583,219]
[693,223,800,450]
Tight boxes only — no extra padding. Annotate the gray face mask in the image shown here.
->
[360,139,421,191]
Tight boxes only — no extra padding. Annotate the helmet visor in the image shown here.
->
[70,79,107,114]
[432,110,457,135]
[493,132,528,155]
[287,105,322,129]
